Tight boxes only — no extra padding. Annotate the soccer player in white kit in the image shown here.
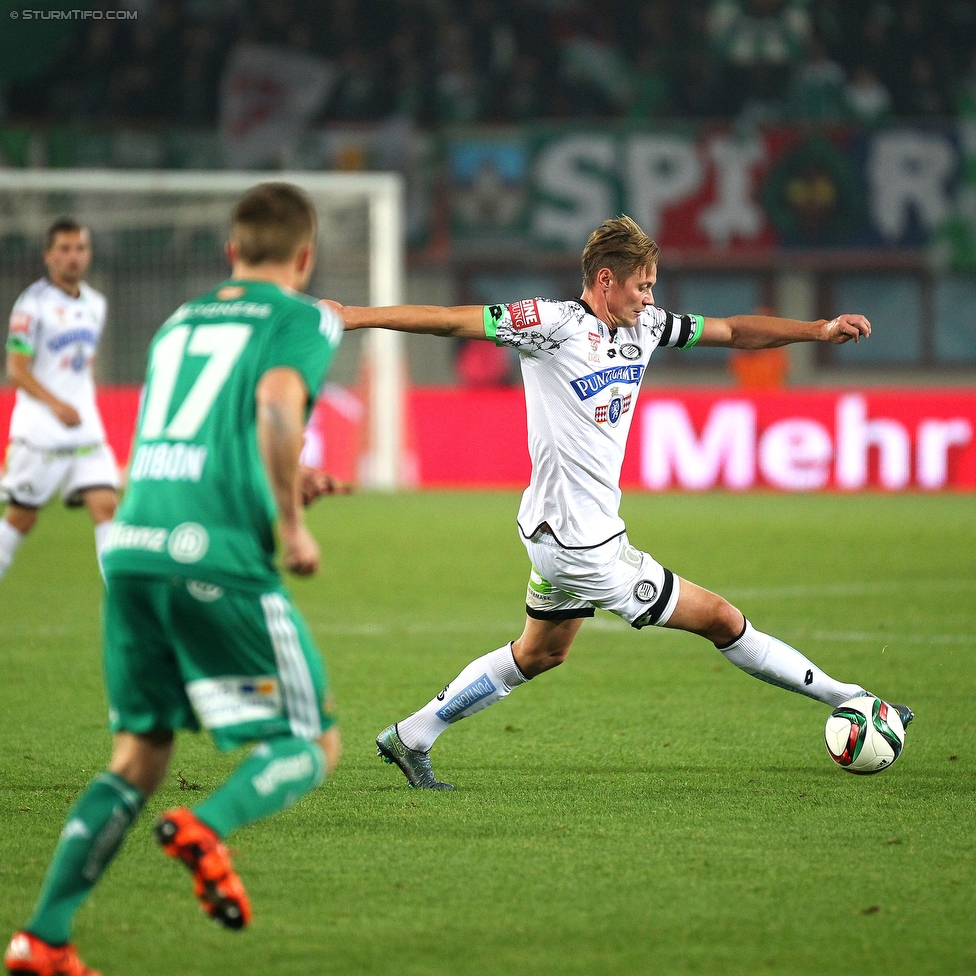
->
[336,216,913,788]
[0,219,119,582]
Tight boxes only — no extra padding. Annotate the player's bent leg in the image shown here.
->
[13,736,160,951]
[381,643,527,790]
[394,637,534,752]
[379,556,595,789]
[380,616,583,789]
[155,809,251,931]
[78,488,117,578]
[79,487,117,525]
[319,725,341,775]
[107,730,174,796]
[667,577,866,708]
[2,504,38,535]
[191,736,327,837]
[717,618,867,707]
[660,577,743,645]
[17,770,146,952]
[156,736,327,929]
[511,613,585,677]
[0,507,37,582]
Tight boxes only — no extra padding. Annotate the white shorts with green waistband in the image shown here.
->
[522,527,681,629]
[0,439,119,508]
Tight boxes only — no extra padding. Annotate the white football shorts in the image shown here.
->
[0,439,119,508]
[523,527,680,629]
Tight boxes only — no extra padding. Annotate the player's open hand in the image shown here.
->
[280,523,320,576]
[823,314,871,344]
[300,465,354,505]
[52,400,82,427]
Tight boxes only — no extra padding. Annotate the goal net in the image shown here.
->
[0,170,406,488]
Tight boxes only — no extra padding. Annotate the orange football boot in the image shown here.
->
[154,808,251,929]
[4,931,100,976]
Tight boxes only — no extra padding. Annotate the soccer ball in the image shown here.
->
[824,695,906,774]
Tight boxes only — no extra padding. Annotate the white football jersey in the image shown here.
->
[5,278,108,449]
[485,298,703,548]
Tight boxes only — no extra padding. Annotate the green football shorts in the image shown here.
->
[103,574,335,751]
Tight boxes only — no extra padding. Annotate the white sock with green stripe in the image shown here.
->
[397,644,528,752]
[719,620,865,707]
[0,518,25,581]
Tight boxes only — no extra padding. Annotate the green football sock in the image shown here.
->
[192,737,326,839]
[26,772,144,946]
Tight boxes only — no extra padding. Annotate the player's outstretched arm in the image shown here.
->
[257,367,319,576]
[6,349,82,426]
[697,313,871,349]
[324,301,487,341]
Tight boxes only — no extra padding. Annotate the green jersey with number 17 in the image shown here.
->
[102,280,342,589]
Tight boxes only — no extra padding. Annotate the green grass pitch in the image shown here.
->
[1,491,974,975]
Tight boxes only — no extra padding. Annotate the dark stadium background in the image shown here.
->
[1,0,975,487]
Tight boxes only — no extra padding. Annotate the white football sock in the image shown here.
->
[94,521,112,581]
[0,518,25,581]
[719,620,865,707]
[397,643,528,752]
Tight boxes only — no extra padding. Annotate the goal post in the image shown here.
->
[0,169,407,489]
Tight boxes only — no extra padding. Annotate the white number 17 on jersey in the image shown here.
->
[139,324,252,440]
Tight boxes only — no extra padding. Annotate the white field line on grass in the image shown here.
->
[309,617,971,646]
[14,617,965,645]
[6,581,970,643]
[304,580,974,644]
[720,579,976,600]
[570,619,971,644]
[806,631,970,645]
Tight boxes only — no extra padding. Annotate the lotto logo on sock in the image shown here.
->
[436,673,497,722]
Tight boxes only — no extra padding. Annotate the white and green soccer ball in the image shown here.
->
[824,695,906,774]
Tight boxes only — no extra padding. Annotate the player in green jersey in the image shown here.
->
[5,183,343,976]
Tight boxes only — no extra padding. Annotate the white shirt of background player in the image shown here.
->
[0,224,118,581]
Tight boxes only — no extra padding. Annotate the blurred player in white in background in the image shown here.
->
[0,219,119,581]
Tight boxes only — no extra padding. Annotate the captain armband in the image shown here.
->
[682,314,704,349]
[5,335,33,356]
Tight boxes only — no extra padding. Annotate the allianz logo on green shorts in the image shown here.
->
[104,520,210,563]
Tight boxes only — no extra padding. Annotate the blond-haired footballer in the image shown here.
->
[333,215,913,790]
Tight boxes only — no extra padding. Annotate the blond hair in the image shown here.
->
[230,182,316,264]
[581,216,660,288]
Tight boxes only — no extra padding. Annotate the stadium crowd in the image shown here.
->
[5,0,976,127]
